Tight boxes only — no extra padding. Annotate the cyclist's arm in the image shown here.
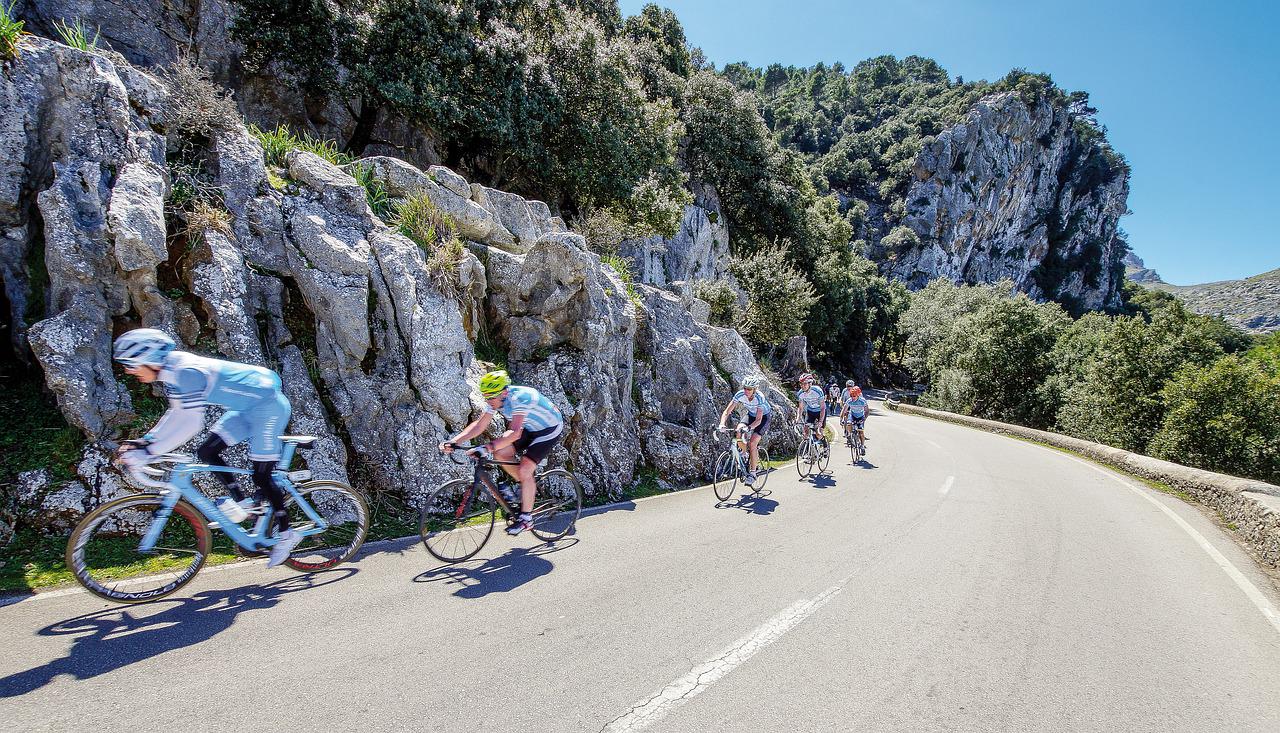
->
[719,400,736,428]
[446,410,493,447]
[490,414,526,451]
[140,368,207,455]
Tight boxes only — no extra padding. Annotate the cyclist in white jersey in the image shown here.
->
[794,372,828,451]
[112,328,302,566]
[441,370,564,535]
[718,375,772,485]
[839,380,870,449]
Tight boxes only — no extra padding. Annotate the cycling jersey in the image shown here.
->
[145,352,290,460]
[731,389,771,417]
[485,385,563,431]
[797,386,825,413]
[842,390,868,419]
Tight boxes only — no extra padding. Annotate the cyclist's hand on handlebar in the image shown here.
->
[466,444,491,459]
[439,441,455,454]
[115,448,149,470]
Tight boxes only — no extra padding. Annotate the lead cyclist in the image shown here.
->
[794,372,828,452]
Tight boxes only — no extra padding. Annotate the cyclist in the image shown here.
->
[826,379,841,411]
[839,380,870,450]
[794,373,828,454]
[440,370,563,536]
[718,376,771,486]
[112,328,301,567]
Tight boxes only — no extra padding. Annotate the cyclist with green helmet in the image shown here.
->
[440,370,564,535]
[718,375,772,486]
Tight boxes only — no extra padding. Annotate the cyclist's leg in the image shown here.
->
[195,433,247,501]
[246,394,292,533]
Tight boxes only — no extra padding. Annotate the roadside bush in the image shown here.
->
[165,57,240,138]
[730,244,817,347]
[691,279,739,328]
[1148,356,1280,483]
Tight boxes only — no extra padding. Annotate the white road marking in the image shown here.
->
[926,439,944,451]
[939,476,955,496]
[1026,444,1280,636]
[601,579,849,732]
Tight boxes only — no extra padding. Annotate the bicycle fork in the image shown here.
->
[138,490,183,553]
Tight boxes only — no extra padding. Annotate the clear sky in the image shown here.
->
[620,0,1279,285]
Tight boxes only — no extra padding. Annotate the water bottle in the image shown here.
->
[216,496,250,523]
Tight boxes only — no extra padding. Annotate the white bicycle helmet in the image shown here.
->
[742,375,762,389]
[113,328,176,367]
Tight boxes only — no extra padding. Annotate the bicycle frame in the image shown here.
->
[138,441,327,553]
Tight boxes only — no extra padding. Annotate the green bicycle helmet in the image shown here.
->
[479,370,511,397]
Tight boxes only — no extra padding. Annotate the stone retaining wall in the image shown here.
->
[887,401,1280,568]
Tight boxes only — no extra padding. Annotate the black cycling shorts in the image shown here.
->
[738,412,771,437]
[803,408,824,425]
[513,424,562,464]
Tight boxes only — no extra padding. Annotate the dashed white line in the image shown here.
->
[939,476,955,496]
[601,579,849,732]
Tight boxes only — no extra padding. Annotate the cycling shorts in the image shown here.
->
[803,408,824,425]
[843,414,866,429]
[212,392,291,462]
[513,423,562,465]
[738,412,771,437]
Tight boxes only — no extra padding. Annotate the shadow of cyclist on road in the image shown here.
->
[412,541,575,599]
[717,492,778,516]
[809,473,837,489]
[0,569,356,699]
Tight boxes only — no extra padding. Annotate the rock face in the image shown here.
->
[620,182,733,290]
[1122,251,1163,284]
[2,37,794,536]
[890,92,1130,312]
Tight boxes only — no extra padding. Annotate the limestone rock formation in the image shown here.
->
[890,92,1130,311]
[620,182,733,291]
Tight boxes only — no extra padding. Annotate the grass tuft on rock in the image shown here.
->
[52,18,99,51]
[1,0,27,60]
[393,193,465,299]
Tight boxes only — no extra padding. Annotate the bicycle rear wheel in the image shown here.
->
[66,494,211,604]
[282,481,369,572]
[817,435,831,473]
[529,469,583,542]
[420,479,496,563]
[712,451,737,501]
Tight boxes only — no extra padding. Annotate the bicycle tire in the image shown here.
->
[66,494,211,604]
[529,469,583,542]
[282,481,370,572]
[754,447,771,492]
[420,479,497,563]
[795,436,812,478]
[712,451,736,501]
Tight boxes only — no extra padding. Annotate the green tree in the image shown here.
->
[1148,356,1280,483]
[730,245,818,347]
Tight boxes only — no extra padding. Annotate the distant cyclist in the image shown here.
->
[440,370,563,536]
[826,379,841,411]
[839,380,869,450]
[718,376,771,486]
[794,373,828,451]
[112,328,301,567]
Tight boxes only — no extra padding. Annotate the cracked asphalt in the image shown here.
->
[4,403,1280,732]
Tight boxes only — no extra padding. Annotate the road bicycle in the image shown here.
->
[793,420,831,478]
[418,445,583,563]
[712,425,771,502]
[66,436,369,604]
[844,420,866,463]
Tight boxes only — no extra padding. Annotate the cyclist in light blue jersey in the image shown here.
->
[718,375,771,486]
[112,328,302,566]
[839,380,870,449]
[794,372,828,451]
[441,370,564,535]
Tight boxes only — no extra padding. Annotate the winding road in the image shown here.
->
[3,402,1280,732]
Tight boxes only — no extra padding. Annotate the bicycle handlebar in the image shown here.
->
[118,452,195,490]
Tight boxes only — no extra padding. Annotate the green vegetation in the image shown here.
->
[392,192,465,298]
[730,245,817,346]
[248,123,353,168]
[1,0,26,60]
[52,18,99,51]
[350,162,393,220]
[600,253,643,308]
[901,278,1279,484]
[691,279,739,328]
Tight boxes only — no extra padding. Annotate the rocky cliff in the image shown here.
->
[0,37,795,538]
[887,92,1130,312]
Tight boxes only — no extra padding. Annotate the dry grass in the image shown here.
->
[164,56,239,138]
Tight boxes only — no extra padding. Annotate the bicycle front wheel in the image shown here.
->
[529,469,583,542]
[817,435,831,473]
[420,479,496,563]
[754,447,771,492]
[795,437,812,478]
[282,481,370,572]
[712,451,736,501]
[66,494,211,604]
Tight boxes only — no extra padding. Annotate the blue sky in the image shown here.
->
[620,0,1279,285]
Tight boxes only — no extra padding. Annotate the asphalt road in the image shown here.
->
[4,403,1280,732]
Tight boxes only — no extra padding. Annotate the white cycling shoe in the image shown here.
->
[267,529,303,568]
